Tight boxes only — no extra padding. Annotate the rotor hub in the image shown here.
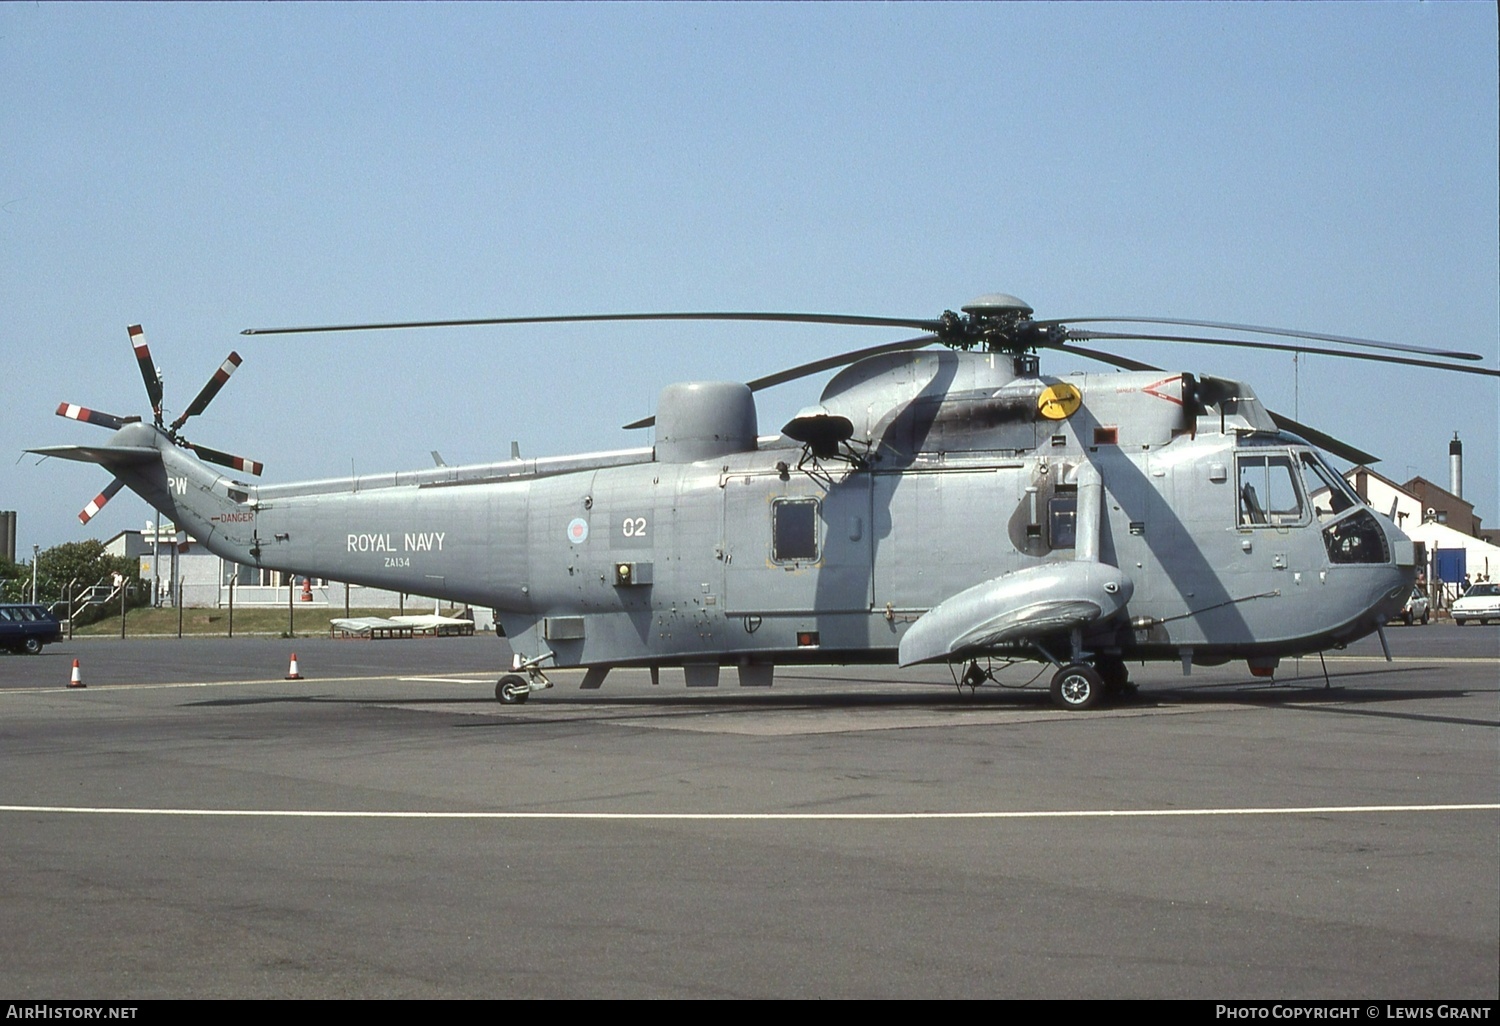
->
[937,294,1064,354]
[960,294,1034,319]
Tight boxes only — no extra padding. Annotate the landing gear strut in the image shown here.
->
[1094,655,1136,697]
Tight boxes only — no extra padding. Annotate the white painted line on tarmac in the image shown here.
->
[0,672,502,696]
[1320,656,1499,664]
[1,803,1495,821]
[399,672,492,681]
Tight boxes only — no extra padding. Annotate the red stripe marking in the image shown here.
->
[1142,374,1184,406]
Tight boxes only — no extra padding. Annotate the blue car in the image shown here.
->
[0,604,63,654]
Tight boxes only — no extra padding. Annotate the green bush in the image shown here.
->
[2,541,147,622]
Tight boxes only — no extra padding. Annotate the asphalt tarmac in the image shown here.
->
[1,625,1495,998]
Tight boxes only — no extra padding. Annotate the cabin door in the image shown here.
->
[721,469,872,615]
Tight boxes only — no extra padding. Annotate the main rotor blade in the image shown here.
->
[745,333,941,392]
[55,403,138,431]
[242,311,942,337]
[1265,412,1380,466]
[1044,316,1482,362]
[621,333,941,430]
[1046,343,1380,464]
[183,441,263,476]
[170,351,243,430]
[1067,330,1500,378]
[128,324,165,422]
[78,478,125,525]
[1043,342,1161,372]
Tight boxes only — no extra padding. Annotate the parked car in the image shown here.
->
[1451,583,1500,626]
[0,604,64,654]
[1394,588,1430,626]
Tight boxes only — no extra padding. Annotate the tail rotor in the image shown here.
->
[78,478,125,524]
[53,324,264,527]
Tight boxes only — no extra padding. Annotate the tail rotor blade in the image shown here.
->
[128,324,165,423]
[171,352,243,430]
[55,403,136,431]
[184,441,263,477]
[78,478,125,524]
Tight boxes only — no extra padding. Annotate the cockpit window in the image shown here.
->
[1298,452,1359,522]
[1237,454,1304,527]
[1324,509,1389,564]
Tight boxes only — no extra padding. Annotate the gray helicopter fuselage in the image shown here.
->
[114,350,1412,680]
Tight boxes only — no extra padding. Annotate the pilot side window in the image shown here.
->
[1237,454,1305,527]
[772,497,820,563]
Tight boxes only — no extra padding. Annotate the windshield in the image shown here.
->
[1298,451,1360,522]
[1464,583,1499,597]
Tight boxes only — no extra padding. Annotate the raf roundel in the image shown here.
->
[566,517,589,544]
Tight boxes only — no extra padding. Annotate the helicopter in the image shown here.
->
[32,295,1499,710]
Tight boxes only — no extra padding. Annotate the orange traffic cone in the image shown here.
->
[68,658,85,689]
[285,653,303,680]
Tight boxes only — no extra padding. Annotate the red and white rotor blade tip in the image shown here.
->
[171,351,243,431]
[128,324,164,419]
[185,441,263,477]
[78,478,125,524]
[56,403,131,431]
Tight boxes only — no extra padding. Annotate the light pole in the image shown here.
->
[30,544,38,604]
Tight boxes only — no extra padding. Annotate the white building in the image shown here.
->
[1344,467,1498,603]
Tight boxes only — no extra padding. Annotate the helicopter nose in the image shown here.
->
[1374,518,1418,619]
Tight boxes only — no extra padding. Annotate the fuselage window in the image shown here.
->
[1237,453,1305,527]
[1048,494,1078,549]
[772,497,820,563]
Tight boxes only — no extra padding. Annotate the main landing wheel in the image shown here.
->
[496,674,530,704]
[1050,663,1106,711]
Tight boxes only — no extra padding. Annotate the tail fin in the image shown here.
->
[32,437,260,565]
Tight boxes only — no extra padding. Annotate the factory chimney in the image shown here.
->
[1449,432,1463,499]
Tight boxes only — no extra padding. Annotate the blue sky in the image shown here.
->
[2,1,1495,553]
